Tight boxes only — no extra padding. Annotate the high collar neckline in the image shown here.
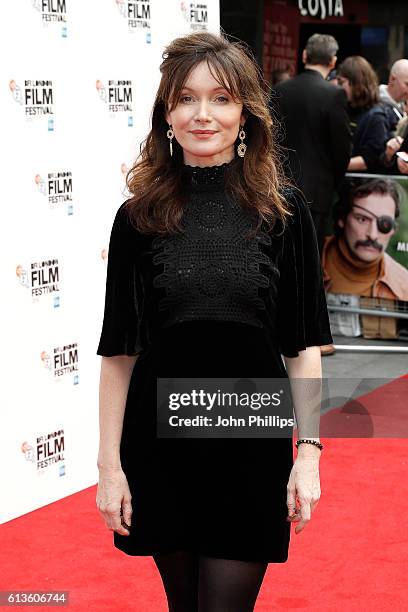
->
[181,160,233,189]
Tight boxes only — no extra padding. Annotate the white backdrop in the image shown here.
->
[1,0,220,524]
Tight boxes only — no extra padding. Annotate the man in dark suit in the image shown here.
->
[272,33,351,253]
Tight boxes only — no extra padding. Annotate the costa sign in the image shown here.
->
[298,0,344,20]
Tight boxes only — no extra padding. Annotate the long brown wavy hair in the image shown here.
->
[125,31,292,235]
[337,56,379,109]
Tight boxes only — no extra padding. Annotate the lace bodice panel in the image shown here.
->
[151,162,279,329]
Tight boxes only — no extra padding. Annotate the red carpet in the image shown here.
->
[2,377,408,610]
[320,375,408,438]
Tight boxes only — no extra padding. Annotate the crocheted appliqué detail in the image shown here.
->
[152,189,278,329]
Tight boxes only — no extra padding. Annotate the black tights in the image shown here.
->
[153,550,268,612]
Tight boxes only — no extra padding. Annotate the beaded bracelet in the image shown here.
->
[295,439,323,451]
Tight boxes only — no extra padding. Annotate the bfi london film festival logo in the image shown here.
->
[21,429,66,477]
[41,343,79,385]
[96,79,134,126]
[35,170,73,215]
[120,161,131,191]
[181,2,208,31]
[32,0,67,37]
[9,79,55,131]
[115,0,152,41]
[16,258,61,308]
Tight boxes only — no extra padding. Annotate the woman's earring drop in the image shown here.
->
[237,126,247,157]
[167,124,174,157]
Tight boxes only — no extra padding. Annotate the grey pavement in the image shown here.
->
[322,334,408,379]
[320,335,407,416]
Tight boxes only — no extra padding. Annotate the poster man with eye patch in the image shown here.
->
[321,178,408,338]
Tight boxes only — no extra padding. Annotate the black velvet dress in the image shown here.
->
[97,161,332,563]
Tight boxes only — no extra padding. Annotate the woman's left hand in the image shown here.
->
[397,155,408,175]
[286,448,321,534]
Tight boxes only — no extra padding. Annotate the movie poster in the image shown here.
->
[322,175,408,340]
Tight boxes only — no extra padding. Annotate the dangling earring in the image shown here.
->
[167,124,174,157]
[237,126,247,157]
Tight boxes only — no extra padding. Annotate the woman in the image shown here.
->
[337,55,391,173]
[388,99,408,175]
[96,32,332,612]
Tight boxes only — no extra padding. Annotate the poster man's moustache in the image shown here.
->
[356,241,382,250]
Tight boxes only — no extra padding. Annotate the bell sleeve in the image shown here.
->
[96,202,145,357]
[276,190,333,358]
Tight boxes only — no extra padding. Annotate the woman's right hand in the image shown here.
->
[385,136,403,161]
[96,467,133,536]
